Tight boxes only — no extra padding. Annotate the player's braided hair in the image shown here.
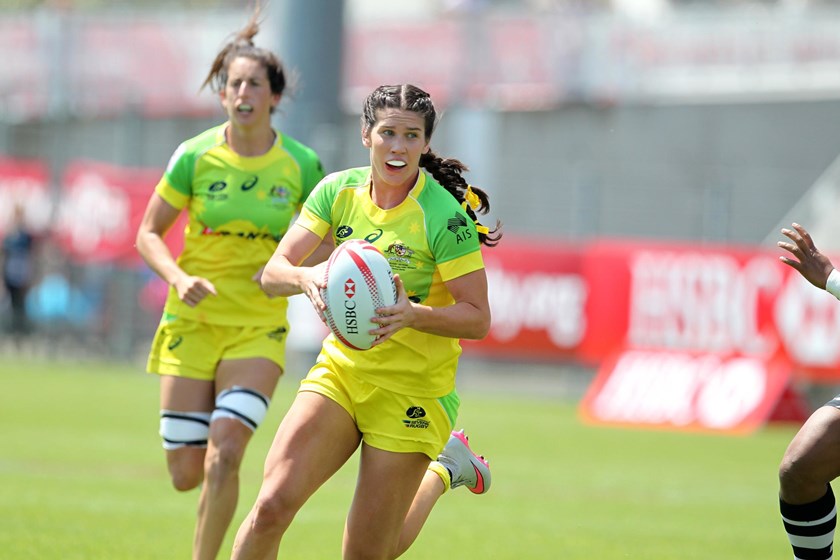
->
[362,84,502,247]
[200,4,288,110]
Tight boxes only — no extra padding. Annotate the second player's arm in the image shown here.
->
[135,193,190,286]
[135,193,217,306]
[260,223,326,300]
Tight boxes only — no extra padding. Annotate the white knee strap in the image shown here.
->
[210,386,270,432]
[159,410,211,450]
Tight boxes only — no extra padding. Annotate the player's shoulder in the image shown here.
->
[328,166,369,184]
[416,172,462,211]
[177,124,226,157]
[416,173,481,246]
[164,125,224,176]
[306,167,368,206]
[183,124,225,151]
[315,167,370,191]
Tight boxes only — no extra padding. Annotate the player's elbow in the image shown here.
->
[260,261,300,298]
[134,229,154,260]
[464,312,491,340]
[260,267,280,296]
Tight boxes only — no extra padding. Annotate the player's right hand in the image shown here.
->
[778,222,836,290]
[174,275,218,307]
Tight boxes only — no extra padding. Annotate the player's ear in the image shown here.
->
[361,126,372,148]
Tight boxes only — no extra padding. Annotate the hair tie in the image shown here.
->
[461,185,489,235]
[473,222,490,235]
[461,185,481,211]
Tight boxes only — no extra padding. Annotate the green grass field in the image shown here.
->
[0,355,803,559]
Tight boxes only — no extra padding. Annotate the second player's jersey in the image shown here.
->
[155,124,324,326]
[297,166,484,398]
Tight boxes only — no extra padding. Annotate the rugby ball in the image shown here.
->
[321,239,397,350]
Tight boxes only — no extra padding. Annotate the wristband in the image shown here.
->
[827,269,840,300]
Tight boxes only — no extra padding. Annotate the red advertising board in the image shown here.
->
[462,237,586,360]
[579,349,797,434]
[577,239,840,381]
[52,160,184,266]
[572,240,824,432]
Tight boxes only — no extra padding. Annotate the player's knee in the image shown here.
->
[170,468,203,492]
[204,440,245,486]
[249,495,298,537]
[779,450,822,501]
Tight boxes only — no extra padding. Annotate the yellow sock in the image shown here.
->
[428,460,451,494]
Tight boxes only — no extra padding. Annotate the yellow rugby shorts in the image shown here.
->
[146,313,289,381]
[300,363,459,460]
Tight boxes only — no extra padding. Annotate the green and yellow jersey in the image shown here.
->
[297,167,484,398]
[155,124,324,326]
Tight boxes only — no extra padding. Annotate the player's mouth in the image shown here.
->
[385,160,406,171]
[236,103,253,114]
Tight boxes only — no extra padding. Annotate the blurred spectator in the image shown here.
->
[2,204,36,338]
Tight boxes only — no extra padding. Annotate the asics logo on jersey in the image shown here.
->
[168,336,183,351]
[336,225,353,239]
[364,229,383,242]
[241,175,258,191]
[208,181,227,192]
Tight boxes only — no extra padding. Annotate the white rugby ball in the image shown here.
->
[321,239,397,350]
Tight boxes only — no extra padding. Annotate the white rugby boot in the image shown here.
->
[435,429,491,494]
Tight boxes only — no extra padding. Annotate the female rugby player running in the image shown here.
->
[232,83,501,559]
[135,9,324,559]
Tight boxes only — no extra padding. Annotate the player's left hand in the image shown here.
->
[369,274,414,346]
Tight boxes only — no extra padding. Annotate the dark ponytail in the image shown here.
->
[419,150,501,247]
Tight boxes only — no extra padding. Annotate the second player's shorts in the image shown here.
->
[146,313,290,381]
[300,362,459,460]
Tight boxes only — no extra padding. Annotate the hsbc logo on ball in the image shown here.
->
[342,278,358,334]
